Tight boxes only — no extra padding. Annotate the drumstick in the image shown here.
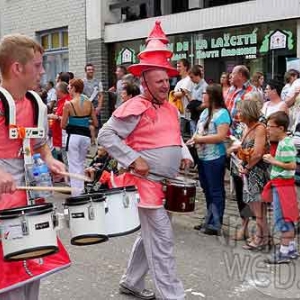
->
[58,171,92,182]
[16,186,74,193]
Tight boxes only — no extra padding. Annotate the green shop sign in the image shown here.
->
[116,28,295,64]
[139,28,259,60]
[259,29,294,53]
[194,29,258,59]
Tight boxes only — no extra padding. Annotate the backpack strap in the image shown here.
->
[0,87,16,126]
[26,90,47,127]
[0,88,46,134]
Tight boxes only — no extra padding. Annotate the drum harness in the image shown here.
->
[0,87,47,206]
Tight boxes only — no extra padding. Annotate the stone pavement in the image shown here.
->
[43,183,300,300]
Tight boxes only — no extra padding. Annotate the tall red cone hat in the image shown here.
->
[128,21,178,77]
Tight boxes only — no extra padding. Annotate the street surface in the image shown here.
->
[39,191,300,300]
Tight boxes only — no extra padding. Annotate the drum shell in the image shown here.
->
[103,186,140,237]
[65,194,108,246]
[164,179,196,213]
[0,204,58,261]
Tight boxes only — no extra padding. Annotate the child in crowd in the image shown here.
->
[85,145,118,183]
[262,111,299,264]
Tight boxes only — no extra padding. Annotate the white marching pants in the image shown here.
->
[121,207,185,300]
[67,134,90,196]
[1,280,40,300]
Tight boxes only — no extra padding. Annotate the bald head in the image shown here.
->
[140,69,170,103]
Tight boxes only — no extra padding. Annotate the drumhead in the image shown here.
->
[71,234,108,246]
[0,203,53,220]
[65,193,106,206]
[4,245,58,262]
[100,185,138,196]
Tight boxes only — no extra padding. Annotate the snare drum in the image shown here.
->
[0,203,58,261]
[163,177,197,213]
[64,193,108,246]
[103,186,140,237]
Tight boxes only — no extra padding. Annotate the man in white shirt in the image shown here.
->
[46,80,57,112]
[188,65,208,134]
[285,76,300,131]
[82,63,104,144]
[173,59,194,136]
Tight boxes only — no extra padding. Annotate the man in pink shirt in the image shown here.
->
[98,21,193,300]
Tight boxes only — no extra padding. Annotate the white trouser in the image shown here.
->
[67,134,90,196]
[1,280,40,300]
[121,207,185,300]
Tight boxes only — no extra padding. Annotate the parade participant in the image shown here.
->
[0,34,70,299]
[98,21,193,300]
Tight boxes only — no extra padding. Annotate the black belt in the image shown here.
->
[66,125,90,151]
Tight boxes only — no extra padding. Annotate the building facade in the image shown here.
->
[0,0,87,82]
[106,0,300,85]
[1,0,300,120]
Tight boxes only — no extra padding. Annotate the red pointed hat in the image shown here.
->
[128,21,178,77]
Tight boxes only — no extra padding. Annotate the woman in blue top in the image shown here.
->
[187,84,231,235]
[61,78,98,196]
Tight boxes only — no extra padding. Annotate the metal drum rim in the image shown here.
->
[0,203,53,220]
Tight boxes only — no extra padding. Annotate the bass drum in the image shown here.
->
[0,203,58,261]
[64,193,108,246]
[103,186,140,237]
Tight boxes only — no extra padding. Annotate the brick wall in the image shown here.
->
[0,0,87,79]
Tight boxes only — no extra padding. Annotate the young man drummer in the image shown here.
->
[98,21,193,300]
[0,34,70,299]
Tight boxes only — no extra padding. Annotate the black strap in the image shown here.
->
[65,134,71,151]
[25,91,39,125]
[0,91,39,126]
[0,91,10,126]
[70,102,77,116]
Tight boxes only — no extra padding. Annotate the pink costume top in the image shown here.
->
[99,96,183,208]
[0,96,70,294]
[0,97,36,208]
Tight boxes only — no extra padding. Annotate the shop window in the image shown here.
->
[172,0,188,13]
[205,0,251,8]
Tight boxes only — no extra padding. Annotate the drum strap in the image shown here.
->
[0,90,41,126]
